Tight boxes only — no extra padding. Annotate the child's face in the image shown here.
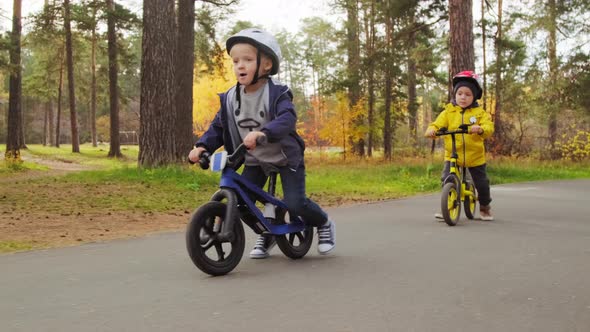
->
[230,43,273,86]
[455,86,474,108]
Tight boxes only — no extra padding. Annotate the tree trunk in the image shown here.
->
[363,0,376,157]
[481,0,487,111]
[107,0,122,158]
[90,0,98,147]
[492,0,504,153]
[43,0,54,147]
[64,0,80,152]
[139,0,177,167]
[448,0,475,98]
[56,52,64,148]
[407,5,418,143]
[175,0,196,160]
[6,0,22,160]
[383,15,393,161]
[346,0,364,156]
[547,0,558,159]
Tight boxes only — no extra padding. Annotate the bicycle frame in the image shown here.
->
[439,127,476,204]
[210,166,307,242]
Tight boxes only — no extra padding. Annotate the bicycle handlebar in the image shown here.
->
[190,135,268,170]
[435,124,471,136]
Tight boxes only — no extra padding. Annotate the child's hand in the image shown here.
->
[188,147,206,164]
[470,125,484,135]
[244,131,266,150]
[424,128,436,138]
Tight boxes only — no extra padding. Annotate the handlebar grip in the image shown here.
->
[198,152,211,170]
[256,134,268,146]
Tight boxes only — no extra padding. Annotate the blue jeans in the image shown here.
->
[241,163,328,227]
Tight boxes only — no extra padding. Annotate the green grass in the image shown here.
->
[24,144,139,168]
[0,241,35,253]
[2,145,589,215]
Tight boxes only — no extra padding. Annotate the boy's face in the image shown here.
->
[455,86,475,108]
[230,43,273,86]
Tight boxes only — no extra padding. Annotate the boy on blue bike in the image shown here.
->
[188,28,335,258]
[424,71,495,221]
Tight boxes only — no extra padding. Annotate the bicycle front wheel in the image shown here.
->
[186,201,245,276]
[441,182,461,226]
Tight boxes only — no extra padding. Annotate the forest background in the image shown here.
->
[1,0,588,162]
[0,0,589,252]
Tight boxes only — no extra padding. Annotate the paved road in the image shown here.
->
[2,180,590,332]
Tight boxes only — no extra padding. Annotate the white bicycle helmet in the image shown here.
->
[226,28,282,76]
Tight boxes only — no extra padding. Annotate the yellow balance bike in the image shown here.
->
[435,124,477,226]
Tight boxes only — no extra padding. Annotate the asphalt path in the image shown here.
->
[2,179,590,332]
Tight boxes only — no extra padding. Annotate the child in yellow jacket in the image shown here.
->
[425,71,495,221]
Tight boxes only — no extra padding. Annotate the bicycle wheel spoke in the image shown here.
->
[214,243,225,260]
[202,239,215,251]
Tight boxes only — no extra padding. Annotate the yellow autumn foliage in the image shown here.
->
[192,56,235,137]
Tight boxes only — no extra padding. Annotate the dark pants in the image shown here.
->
[241,163,328,227]
[441,161,492,207]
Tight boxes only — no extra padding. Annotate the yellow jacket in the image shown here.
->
[427,103,494,167]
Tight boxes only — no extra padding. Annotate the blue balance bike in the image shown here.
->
[186,142,314,276]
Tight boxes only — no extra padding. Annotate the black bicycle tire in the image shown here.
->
[441,182,461,226]
[186,201,245,276]
[274,207,314,259]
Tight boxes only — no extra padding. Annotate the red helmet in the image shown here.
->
[452,71,483,100]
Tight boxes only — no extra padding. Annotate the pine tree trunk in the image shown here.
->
[407,5,418,144]
[56,53,64,148]
[449,0,475,97]
[107,0,122,158]
[481,0,487,111]
[383,16,393,161]
[493,0,504,153]
[363,0,376,157]
[90,0,98,147]
[139,0,177,167]
[6,0,22,160]
[346,0,364,156]
[175,0,196,160]
[547,0,559,159]
[64,0,80,152]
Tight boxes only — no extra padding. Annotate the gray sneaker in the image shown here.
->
[317,220,335,255]
[434,212,444,221]
[249,234,276,259]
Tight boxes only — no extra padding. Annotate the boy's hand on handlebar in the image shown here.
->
[188,146,206,164]
[424,128,436,138]
[243,131,266,150]
[470,125,483,135]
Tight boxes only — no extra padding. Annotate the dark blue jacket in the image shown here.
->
[195,79,306,168]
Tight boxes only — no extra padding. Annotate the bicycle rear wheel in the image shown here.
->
[186,201,245,276]
[274,208,313,259]
[441,182,461,226]
[463,182,477,220]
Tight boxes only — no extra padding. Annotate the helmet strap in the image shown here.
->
[250,51,261,85]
